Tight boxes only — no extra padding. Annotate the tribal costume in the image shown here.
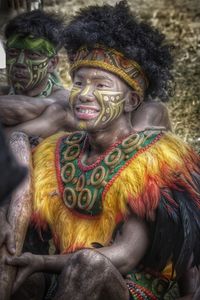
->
[29,2,200,298]
[32,129,200,299]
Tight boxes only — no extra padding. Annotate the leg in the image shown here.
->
[54,249,129,300]
[11,272,45,300]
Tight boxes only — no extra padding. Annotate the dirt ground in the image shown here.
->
[0,0,199,151]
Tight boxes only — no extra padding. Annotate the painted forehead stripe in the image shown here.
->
[6,34,56,58]
[69,44,149,96]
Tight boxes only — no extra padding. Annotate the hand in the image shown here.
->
[0,210,16,255]
[5,252,44,293]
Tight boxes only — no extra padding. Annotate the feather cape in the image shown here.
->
[32,130,200,278]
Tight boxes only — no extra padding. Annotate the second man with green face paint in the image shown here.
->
[0,9,76,139]
[6,34,58,96]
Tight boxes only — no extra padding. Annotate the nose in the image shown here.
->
[79,84,94,103]
[14,50,26,68]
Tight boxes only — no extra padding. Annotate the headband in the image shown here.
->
[6,34,56,58]
[70,45,148,96]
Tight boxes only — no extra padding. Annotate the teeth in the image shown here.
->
[78,108,97,114]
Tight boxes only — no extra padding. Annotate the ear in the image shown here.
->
[124,91,143,113]
[48,55,59,73]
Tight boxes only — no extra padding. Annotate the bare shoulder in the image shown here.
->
[132,100,171,131]
[50,87,70,106]
[142,101,168,113]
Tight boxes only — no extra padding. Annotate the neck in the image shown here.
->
[87,117,133,155]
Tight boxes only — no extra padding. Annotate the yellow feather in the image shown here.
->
[33,131,198,253]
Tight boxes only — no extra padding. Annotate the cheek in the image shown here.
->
[93,90,126,126]
[69,87,81,107]
[6,58,16,71]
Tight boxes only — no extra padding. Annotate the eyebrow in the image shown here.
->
[75,73,113,82]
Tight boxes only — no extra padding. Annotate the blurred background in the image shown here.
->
[0,0,199,152]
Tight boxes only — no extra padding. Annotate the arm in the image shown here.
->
[6,214,149,293]
[5,101,76,138]
[97,214,149,275]
[0,88,70,126]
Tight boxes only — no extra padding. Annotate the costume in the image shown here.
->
[32,129,200,299]
[30,3,200,298]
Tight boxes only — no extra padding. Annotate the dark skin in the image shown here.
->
[0,45,76,257]
[0,49,76,137]
[0,42,171,137]
[5,68,199,299]
[0,65,173,264]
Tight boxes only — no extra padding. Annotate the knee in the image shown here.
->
[64,249,111,277]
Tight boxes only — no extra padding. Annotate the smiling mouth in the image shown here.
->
[75,105,100,120]
[12,73,28,81]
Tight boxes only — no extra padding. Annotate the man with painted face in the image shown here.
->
[0,10,171,138]
[6,2,200,300]
[0,9,75,139]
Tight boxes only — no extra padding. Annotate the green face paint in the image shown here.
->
[6,34,56,94]
[6,34,56,58]
[6,49,49,93]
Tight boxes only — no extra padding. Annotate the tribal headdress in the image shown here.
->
[64,1,173,101]
[5,9,64,52]
[69,44,148,97]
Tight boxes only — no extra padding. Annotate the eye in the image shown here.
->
[74,81,82,87]
[26,51,43,59]
[96,83,110,89]
[7,48,19,57]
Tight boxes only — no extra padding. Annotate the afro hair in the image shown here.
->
[64,1,174,102]
[5,10,64,51]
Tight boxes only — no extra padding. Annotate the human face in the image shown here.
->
[6,47,50,95]
[69,67,131,131]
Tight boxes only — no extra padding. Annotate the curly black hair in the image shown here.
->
[5,10,64,51]
[64,1,174,102]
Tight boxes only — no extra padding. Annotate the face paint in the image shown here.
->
[6,49,49,93]
[6,34,56,58]
[69,86,91,130]
[69,86,82,108]
[69,86,126,131]
[6,34,56,94]
[93,90,125,127]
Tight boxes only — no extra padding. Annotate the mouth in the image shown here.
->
[74,105,100,120]
[11,73,28,82]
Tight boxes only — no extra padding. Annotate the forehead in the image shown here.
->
[74,67,122,82]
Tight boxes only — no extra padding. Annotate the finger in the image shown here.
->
[12,268,31,294]
[6,256,28,267]
[6,231,16,255]
[0,234,6,248]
